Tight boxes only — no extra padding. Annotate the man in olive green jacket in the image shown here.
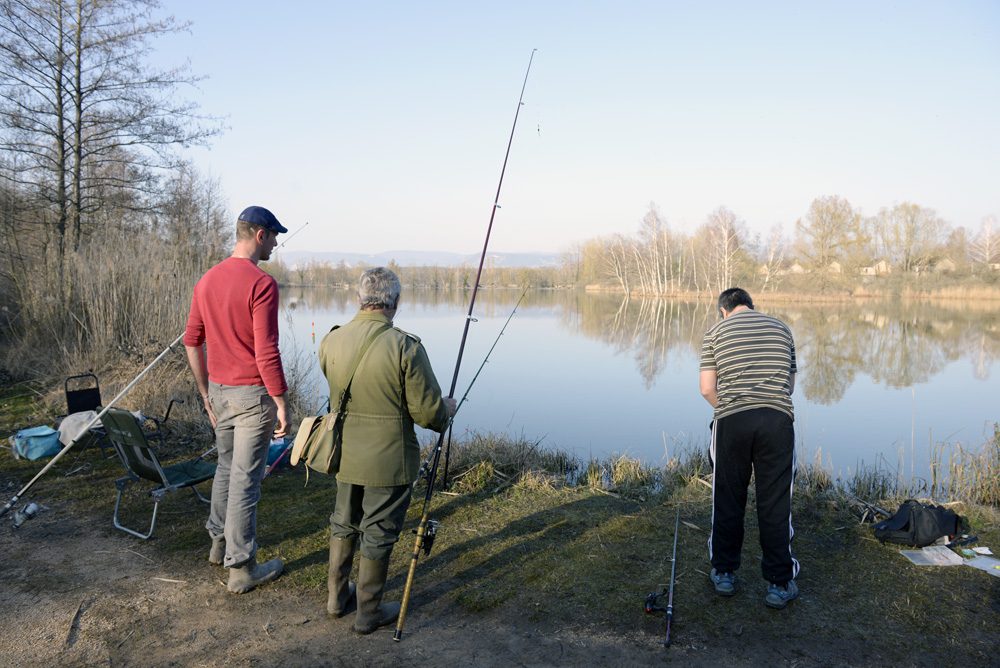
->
[319,267,456,635]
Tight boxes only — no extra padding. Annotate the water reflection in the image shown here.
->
[280,287,999,473]
[574,296,1000,404]
[284,287,1000,404]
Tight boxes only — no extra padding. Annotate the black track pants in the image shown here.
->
[708,407,799,584]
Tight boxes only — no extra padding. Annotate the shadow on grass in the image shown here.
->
[394,492,638,611]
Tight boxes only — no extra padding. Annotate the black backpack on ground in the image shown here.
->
[873,499,968,548]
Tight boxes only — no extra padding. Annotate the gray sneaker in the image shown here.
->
[710,568,736,596]
[764,580,799,609]
[227,557,284,594]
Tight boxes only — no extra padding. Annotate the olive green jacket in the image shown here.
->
[318,310,451,486]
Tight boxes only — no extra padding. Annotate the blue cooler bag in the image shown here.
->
[266,437,290,469]
[11,426,62,460]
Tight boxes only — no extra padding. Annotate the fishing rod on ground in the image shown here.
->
[393,48,538,643]
[416,285,530,488]
[644,506,681,647]
[0,334,186,521]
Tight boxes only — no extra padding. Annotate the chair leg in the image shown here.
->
[112,480,160,540]
[191,484,210,504]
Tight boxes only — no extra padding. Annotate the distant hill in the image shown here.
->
[276,250,562,269]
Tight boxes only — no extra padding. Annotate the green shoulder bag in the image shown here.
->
[290,323,391,474]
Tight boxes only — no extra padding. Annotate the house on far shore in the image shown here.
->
[860,259,892,276]
[990,263,1000,272]
[933,258,957,273]
[827,261,842,274]
[779,262,806,276]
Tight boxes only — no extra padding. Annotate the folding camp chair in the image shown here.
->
[100,407,216,540]
[62,372,112,456]
[65,373,102,414]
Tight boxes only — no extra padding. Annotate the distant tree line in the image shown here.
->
[566,198,999,295]
[264,257,577,290]
[268,197,999,296]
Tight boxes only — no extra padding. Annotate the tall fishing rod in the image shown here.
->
[0,334,185,520]
[440,285,529,487]
[644,506,681,647]
[414,286,529,487]
[394,49,537,642]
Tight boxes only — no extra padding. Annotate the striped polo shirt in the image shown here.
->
[700,309,796,420]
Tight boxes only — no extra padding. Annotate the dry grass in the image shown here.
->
[931,427,1000,505]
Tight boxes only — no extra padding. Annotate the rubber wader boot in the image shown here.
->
[352,555,400,635]
[327,535,357,617]
[227,556,284,594]
[208,536,225,565]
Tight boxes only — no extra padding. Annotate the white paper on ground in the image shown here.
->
[963,555,1000,578]
[972,546,993,555]
[899,545,964,566]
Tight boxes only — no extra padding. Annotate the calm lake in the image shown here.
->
[278,288,999,481]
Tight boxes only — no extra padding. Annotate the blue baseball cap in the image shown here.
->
[238,205,288,234]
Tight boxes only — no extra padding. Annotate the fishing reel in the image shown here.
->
[412,519,440,556]
[643,586,669,615]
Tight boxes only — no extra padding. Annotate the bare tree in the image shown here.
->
[0,0,219,271]
[757,223,786,293]
[697,206,748,293]
[969,215,999,269]
[794,195,865,271]
[874,202,946,272]
[604,234,632,294]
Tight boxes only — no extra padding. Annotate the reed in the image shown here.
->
[429,427,1000,508]
[930,427,1000,505]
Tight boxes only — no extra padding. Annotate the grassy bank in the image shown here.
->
[1,402,997,665]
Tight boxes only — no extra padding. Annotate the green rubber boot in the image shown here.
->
[327,535,357,617]
[352,555,399,635]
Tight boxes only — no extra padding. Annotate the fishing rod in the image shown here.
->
[440,285,529,488]
[277,221,309,249]
[413,286,529,488]
[644,506,681,647]
[0,333,185,520]
[394,49,537,642]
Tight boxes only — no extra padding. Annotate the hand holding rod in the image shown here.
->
[393,49,537,642]
[0,334,185,519]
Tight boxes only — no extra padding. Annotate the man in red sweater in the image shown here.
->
[184,205,290,594]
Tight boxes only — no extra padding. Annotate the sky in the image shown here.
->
[155,1,1000,254]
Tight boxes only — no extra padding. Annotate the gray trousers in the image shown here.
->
[206,383,276,568]
[330,481,412,561]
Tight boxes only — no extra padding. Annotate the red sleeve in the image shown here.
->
[252,275,288,396]
[183,287,205,347]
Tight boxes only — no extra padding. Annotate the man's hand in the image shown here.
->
[272,393,289,438]
[443,397,457,417]
[700,369,719,408]
[202,394,218,429]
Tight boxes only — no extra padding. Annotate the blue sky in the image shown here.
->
[158,1,999,254]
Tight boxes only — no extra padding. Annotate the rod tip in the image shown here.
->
[392,631,402,642]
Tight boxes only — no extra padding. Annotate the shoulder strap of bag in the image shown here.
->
[331,322,392,416]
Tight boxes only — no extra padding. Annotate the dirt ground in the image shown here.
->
[1,457,997,667]
[0,502,735,668]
